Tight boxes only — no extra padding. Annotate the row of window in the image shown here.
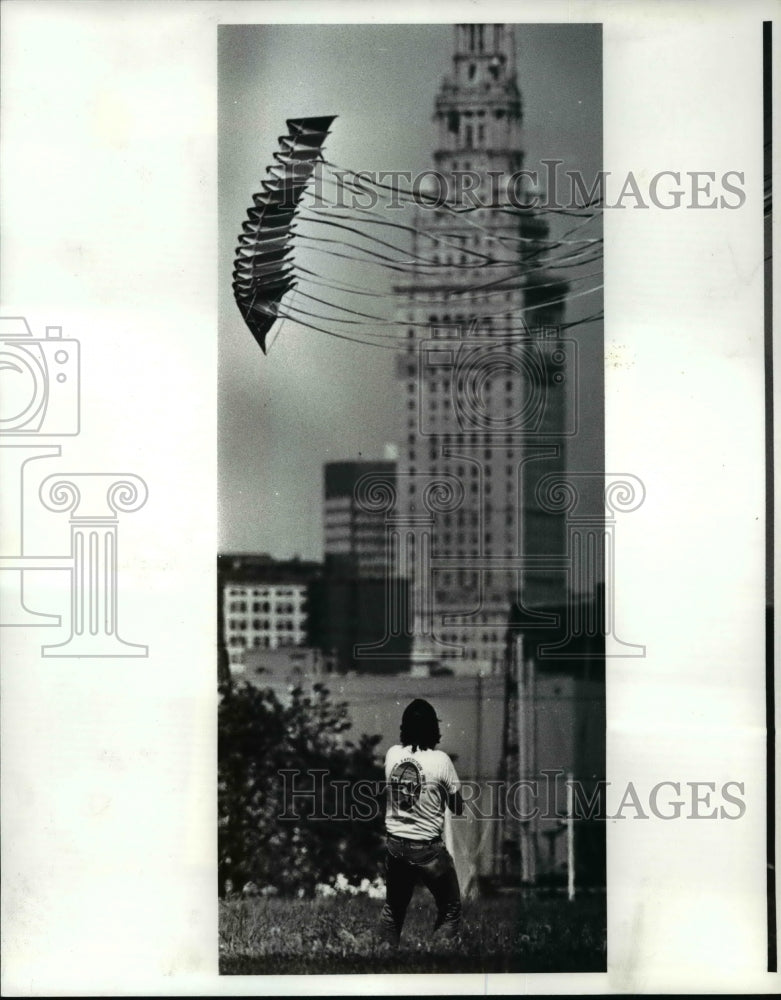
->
[403,478,492,497]
[226,587,304,598]
[440,647,480,661]
[439,631,503,645]
[416,379,524,397]
[402,288,520,310]
[422,450,522,471]
[437,509,517,525]
[227,600,303,614]
[228,635,300,649]
[409,387,522,405]
[227,619,302,632]
[404,460,516,478]
[405,432,529,451]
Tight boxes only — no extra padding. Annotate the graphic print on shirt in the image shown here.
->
[388,757,423,816]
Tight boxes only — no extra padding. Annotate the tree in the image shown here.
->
[218,681,384,896]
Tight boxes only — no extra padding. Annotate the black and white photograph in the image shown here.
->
[217,21,608,974]
[1,1,777,995]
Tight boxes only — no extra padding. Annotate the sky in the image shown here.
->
[218,23,603,559]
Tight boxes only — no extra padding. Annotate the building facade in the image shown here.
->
[394,23,573,675]
[219,555,322,668]
[308,459,412,674]
[324,460,395,578]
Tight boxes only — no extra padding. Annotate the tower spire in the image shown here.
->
[434,24,523,175]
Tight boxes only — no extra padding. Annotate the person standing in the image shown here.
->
[379,699,463,946]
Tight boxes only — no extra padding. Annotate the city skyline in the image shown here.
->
[219,23,602,560]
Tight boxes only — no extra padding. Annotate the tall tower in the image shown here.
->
[324,460,396,579]
[395,24,572,674]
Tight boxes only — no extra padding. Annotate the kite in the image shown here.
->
[232,115,337,353]
[232,115,604,354]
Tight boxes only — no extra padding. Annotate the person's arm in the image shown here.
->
[445,754,463,814]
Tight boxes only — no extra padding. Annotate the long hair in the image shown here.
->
[400,699,441,752]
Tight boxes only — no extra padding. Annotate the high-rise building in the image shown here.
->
[395,24,573,673]
[309,459,412,674]
[323,460,395,578]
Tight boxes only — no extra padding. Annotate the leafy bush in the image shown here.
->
[218,681,384,897]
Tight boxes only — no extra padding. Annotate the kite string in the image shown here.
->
[321,160,604,217]
[291,279,603,328]
[235,144,605,353]
[312,165,603,260]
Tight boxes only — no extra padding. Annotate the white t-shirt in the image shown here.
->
[384,744,460,841]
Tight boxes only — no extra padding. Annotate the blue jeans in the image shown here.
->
[379,833,462,945]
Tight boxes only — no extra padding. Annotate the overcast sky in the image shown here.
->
[219,23,602,559]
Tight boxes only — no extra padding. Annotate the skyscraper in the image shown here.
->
[395,24,573,674]
[323,460,396,579]
[309,459,412,673]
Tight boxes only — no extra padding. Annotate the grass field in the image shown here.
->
[219,892,606,974]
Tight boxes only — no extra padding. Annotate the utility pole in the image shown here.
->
[567,771,576,901]
[473,671,483,891]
